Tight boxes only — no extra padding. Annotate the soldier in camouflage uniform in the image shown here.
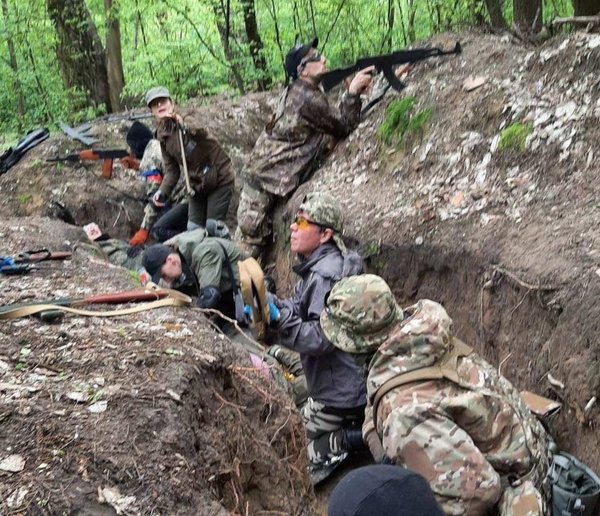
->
[268,192,366,481]
[321,274,553,515]
[129,138,188,245]
[235,38,374,258]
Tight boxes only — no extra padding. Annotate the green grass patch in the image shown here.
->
[378,97,433,147]
[18,194,32,205]
[498,122,532,151]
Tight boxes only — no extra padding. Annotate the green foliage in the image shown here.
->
[498,122,532,151]
[18,194,32,205]
[0,0,576,135]
[378,97,432,147]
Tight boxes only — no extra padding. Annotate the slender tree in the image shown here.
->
[241,0,270,90]
[1,0,25,129]
[483,0,507,29]
[513,0,543,33]
[104,0,125,110]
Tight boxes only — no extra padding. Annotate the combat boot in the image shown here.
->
[341,428,366,453]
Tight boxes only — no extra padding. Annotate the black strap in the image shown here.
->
[215,241,240,293]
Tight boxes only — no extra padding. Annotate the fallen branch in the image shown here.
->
[553,15,600,27]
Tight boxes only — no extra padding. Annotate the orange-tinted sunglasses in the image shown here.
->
[294,215,328,231]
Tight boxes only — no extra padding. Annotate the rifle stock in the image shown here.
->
[319,42,462,92]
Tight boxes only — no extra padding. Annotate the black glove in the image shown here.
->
[197,286,221,309]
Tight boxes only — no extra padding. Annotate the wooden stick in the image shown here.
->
[553,15,600,26]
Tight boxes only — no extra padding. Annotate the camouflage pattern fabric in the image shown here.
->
[321,274,403,351]
[322,275,552,515]
[94,238,144,271]
[298,192,348,254]
[302,398,362,466]
[236,80,361,250]
[139,139,186,231]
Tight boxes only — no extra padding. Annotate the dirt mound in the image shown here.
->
[0,218,313,515]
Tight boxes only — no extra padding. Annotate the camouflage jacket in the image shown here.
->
[244,80,362,196]
[139,139,186,230]
[276,242,365,408]
[166,228,241,293]
[94,237,144,272]
[362,300,551,515]
[156,109,234,199]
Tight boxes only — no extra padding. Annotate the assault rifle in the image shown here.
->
[318,42,462,93]
[0,249,71,276]
[103,112,153,123]
[47,148,129,179]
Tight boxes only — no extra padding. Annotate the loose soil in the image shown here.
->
[1,30,600,514]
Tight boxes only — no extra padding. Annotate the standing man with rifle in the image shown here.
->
[146,87,235,233]
[235,38,374,259]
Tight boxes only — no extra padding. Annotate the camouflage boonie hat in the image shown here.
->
[299,192,347,254]
[321,274,403,354]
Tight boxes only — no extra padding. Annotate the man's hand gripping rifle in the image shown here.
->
[319,42,462,93]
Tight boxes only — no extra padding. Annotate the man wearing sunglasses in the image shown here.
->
[235,37,374,259]
[267,192,366,484]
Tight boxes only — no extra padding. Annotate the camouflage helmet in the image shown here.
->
[321,274,403,354]
[299,192,347,254]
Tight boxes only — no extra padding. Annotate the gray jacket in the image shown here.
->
[276,242,366,408]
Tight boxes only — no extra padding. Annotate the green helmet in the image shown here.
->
[321,274,403,354]
[299,192,347,254]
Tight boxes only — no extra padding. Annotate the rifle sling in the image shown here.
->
[0,284,191,320]
[0,296,188,320]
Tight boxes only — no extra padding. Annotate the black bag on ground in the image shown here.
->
[0,128,50,176]
[548,452,600,516]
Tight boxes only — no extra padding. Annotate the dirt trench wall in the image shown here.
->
[373,241,600,472]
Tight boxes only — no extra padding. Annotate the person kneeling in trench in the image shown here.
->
[266,192,366,482]
[321,274,554,515]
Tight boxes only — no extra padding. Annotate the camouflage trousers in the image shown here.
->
[302,398,364,466]
[235,181,277,258]
[86,238,144,271]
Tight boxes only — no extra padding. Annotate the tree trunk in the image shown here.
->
[47,0,111,111]
[513,0,542,33]
[572,0,600,16]
[211,0,246,94]
[104,0,124,111]
[1,0,25,130]
[241,0,270,90]
[484,0,507,29]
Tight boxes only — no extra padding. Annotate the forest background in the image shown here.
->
[0,0,597,141]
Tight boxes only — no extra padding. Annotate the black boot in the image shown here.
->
[342,428,366,453]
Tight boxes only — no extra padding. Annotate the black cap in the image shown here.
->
[328,465,444,516]
[126,121,153,159]
[285,37,318,81]
[142,244,172,284]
